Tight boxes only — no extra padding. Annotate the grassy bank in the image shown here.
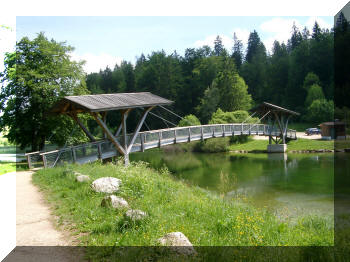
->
[228,138,334,152]
[0,163,16,175]
[32,160,333,260]
[0,162,28,175]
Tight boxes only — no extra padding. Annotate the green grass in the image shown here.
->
[288,139,334,151]
[0,162,16,175]
[32,160,334,260]
[0,162,29,175]
[229,138,334,152]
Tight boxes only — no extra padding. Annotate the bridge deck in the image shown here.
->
[26,123,296,169]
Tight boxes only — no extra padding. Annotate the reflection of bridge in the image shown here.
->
[25,93,298,169]
[27,123,296,169]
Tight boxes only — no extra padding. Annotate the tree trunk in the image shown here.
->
[39,136,46,151]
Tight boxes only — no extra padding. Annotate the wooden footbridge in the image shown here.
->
[25,93,298,169]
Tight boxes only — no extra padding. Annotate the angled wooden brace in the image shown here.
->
[114,108,132,137]
[126,106,154,154]
[91,112,126,155]
[70,112,96,142]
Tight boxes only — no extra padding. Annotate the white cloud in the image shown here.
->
[70,52,123,74]
[193,28,250,52]
[305,16,332,30]
[260,17,302,52]
[260,17,332,53]
[194,34,233,50]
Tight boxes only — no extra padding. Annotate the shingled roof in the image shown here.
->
[51,92,173,114]
[251,102,300,116]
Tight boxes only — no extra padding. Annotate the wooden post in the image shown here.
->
[201,126,204,141]
[126,107,153,154]
[42,154,47,168]
[102,112,108,139]
[188,128,191,142]
[241,123,243,134]
[26,155,32,169]
[72,147,77,163]
[212,126,215,137]
[222,125,225,137]
[114,109,132,137]
[174,130,177,144]
[158,132,162,148]
[97,143,102,159]
[141,133,145,152]
[122,110,129,166]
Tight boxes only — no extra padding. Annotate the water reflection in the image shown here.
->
[130,150,335,219]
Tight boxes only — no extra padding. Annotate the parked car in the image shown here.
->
[305,128,321,135]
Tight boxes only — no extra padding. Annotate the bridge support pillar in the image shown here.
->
[267,144,287,153]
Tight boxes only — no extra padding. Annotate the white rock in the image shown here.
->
[101,195,129,209]
[76,175,90,182]
[124,209,147,221]
[91,177,122,193]
[158,232,196,255]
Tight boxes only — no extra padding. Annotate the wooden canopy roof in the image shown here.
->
[51,92,173,114]
[251,102,300,116]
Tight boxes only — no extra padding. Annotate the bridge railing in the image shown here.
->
[30,123,297,169]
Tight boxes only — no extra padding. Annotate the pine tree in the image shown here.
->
[214,35,224,56]
[232,32,243,70]
[312,21,322,41]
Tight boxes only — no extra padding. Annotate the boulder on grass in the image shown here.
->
[91,177,122,193]
[76,175,90,183]
[124,209,147,222]
[158,232,196,256]
[101,195,129,209]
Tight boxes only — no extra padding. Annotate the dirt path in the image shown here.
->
[253,132,321,140]
[4,171,84,262]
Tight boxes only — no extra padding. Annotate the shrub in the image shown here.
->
[209,108,258,124]
[230,135,251,144]
[178,114,201,127]
[305,99,334,124]
[193,137,229,153]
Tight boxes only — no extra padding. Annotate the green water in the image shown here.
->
[131,150,335,221]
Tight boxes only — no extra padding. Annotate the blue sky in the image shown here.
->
[11,16,333,73]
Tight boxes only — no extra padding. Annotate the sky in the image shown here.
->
[1,0,348,75]
[7,16,332,74]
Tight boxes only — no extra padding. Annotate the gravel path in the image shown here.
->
[253,132,321,140]
[4,171,84,262]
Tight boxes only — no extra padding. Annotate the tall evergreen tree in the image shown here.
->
[312,21,322,41]
[214,35,224,56]
[287,23,303,51]
[241,30,268,103]
[232,32,244,70]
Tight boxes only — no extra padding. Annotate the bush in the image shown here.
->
[209,108,258,124]
[193,137,229,153]
[230,135,251,144]
[178,114,201,127]
[305,99,334,124]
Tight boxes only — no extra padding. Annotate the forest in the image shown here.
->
[85,21,334,129]
[1,16,349,151]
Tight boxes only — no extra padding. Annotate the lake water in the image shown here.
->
[130,150,335,221]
